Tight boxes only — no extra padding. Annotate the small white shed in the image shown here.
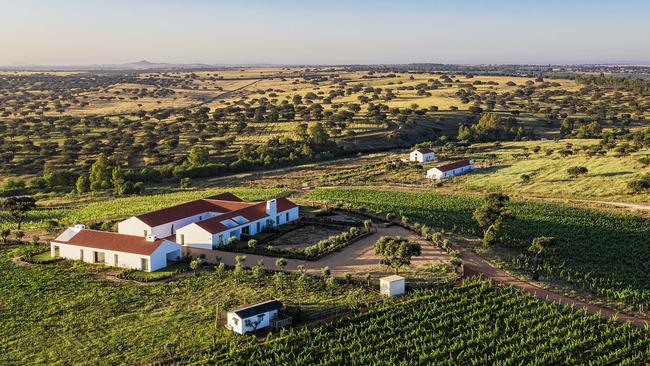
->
[409,148,436,163]
[227,299,284,335]
[380,275,405,297]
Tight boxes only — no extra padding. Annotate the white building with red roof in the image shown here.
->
[50,224,181,272]
[409,148,436,162]
[426,159,475,179]
[50,193,299,271]
[117,193,299,250]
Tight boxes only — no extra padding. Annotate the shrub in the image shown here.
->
[566,166,588,178]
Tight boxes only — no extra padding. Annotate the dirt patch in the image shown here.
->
[271,224,348,249]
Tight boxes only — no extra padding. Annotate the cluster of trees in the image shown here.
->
[575,74,650,95]
[560,118,603,138]
[457,113,531,142]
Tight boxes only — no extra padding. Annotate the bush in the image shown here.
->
[566,166,588,178]
[627,174,650,193]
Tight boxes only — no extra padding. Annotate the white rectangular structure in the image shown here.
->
[409,148,436,163]
[50,225,181,272]
[227,299,283,335]
[427,159,475,179]
[380,275,406,297]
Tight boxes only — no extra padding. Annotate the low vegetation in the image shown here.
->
[307,188,650,310]
[183,278,650,365]
[0,245,378,365]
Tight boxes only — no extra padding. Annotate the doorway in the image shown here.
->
[93,251,105,263]
[141,258,149,271]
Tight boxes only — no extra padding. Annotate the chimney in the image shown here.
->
[146,234,158,242]
[73,224,86,231]
[266,199,277,216]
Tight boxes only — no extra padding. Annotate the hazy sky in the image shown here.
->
[1,0,649,66]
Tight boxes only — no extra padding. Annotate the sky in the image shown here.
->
[1,0,649,66]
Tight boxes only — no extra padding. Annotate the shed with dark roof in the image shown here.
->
[227,300,284,335]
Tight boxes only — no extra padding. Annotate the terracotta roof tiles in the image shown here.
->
[53,229,168,255]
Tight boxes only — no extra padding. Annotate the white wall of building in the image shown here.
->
[118,212,221,238]
[426,162,475,179]
[50,240,181,272]
[227,309,278,335]
[117,217,152,238]
[409,151,435,163]
[275,207,299,226]
[177,206,300,249]
[176,223,214,249]
[380,277,405,297]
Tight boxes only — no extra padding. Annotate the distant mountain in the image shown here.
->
[0,60,224,71]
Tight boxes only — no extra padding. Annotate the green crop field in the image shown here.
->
[306,188,650,310]
[2,187,290,230]
[183,279,650,366]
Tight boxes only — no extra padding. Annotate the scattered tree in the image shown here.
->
[373,236,422,274]
[473,193,512,247]
[2,196,36,230]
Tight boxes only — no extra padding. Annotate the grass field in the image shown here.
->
[455,140,650,199]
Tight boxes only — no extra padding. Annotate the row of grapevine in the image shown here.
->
[305,188,650,309]
[9,187,291,229]
[185,280,649,365]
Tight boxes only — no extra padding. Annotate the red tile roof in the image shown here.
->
[277,197,298,212]
[131,192,298,233]
[195,202,269,234]
[53,229,168,255]
[135,192,245,227]
[194,198,298,235]
[433,160,473,172]
[415,148,435,154]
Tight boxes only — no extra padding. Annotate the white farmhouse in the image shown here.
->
[50,225,181,272]
[118,193,299,250]
[227,299,284,335]
[409,148,436,163]
[175,198,298,249]
[426,159,475,179]
[380,275,405,297]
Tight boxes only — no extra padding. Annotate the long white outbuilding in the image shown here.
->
[50,225,181,272]
[426,159,475,179]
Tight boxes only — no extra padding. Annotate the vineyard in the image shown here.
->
[3,187,291,229]
[305,188,650,310]
[186,279,650,366]
[0,245,378,365]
